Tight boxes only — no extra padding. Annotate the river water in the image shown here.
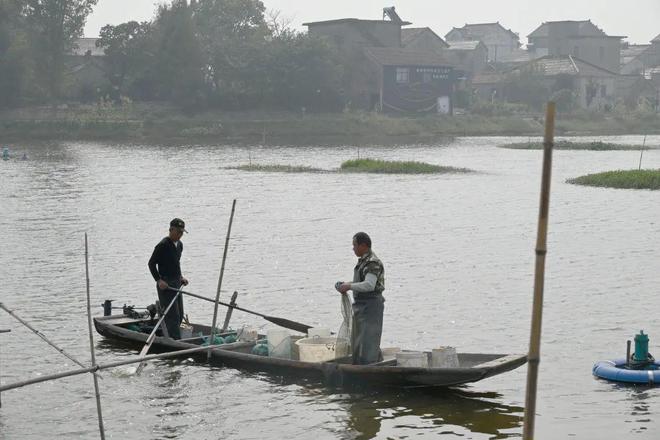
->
[1,135,659,439]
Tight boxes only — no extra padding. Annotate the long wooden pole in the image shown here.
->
[523,102,556,440]
[0,329,9,407]
[208,199,237,360]
[85,234,106,440]
[0,342,231,393]
[134,288,183,375]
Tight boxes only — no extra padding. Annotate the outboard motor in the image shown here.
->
[102,299,114,316]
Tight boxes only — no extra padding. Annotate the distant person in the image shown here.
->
[336,232,385,365]
[148,218,189,339]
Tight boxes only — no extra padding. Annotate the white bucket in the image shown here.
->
[267,329,292,359]
[307,327,331,338]
[431,347,459,368]
[295,337,349,362]
[396,351,429,368]
[237,326,258,342]
[179,323,193,339]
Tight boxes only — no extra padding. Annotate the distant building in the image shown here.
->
[445,22,520,62]
[305,10,456,113]
[503,55,618,110]
[65,38,109,101]
[527,20,624,73]
[620,35,660,75]
[444,40,488,79]
[401,27,449,52]
[364,47,455,113]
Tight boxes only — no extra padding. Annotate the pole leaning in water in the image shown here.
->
[85,234,106,440]
[523,102,555,440]
[208,199,237,360]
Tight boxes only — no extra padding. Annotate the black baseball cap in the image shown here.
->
[170,218,188,233]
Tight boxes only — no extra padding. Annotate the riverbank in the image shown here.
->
[1,103,659,142]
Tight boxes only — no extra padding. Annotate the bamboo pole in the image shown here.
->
[134,288,183,375]
[85,234,106,440]
[0,329,8,407]
[523,102,556,440]
[0,342,231,393]
[638,134,647,170]
[0,303,95,373]
[208,199,237,360]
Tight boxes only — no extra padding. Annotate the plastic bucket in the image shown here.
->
[431,347,459,368]
[237,327,258,342]
[307,327,331,338]
[295,337,349,362]
[396,351,429,368]
[267,329,292,359]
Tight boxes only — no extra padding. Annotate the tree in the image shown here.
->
[97,21,152,100]
[24,0,99,101]
[0,0,31,107]
[150,0,206,109]
[193,0,269,99]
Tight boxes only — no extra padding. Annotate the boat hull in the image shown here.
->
[94,315,526,388]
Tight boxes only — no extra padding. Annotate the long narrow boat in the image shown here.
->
[95,311,526,388]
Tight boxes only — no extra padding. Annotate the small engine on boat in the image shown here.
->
[630,330,655,369]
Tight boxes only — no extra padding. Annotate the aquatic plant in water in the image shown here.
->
[567,169,660,190]
[340,158,470,174]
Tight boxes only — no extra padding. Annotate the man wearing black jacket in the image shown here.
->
[148,218,189,339]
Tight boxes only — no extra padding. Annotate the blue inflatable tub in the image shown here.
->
[593,358,660,384]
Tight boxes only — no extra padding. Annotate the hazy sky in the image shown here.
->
[85,0,660,45]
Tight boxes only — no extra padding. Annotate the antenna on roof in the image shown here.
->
[383,6,403,23]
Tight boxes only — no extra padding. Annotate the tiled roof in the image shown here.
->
[653,33,660,43]
[364,47,453,67]
[70,38,105,57]
[401,27,448,48]
[496,48,532,64]
[458,22,519,40]
[515,55,617,76]
[528,20,606,38]
[621,44,652,65]
[472,72,506,85]
[447,40,482,51]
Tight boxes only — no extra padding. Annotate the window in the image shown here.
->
[600,85,607,97]
[396,68,410,84]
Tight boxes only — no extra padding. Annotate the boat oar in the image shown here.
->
[134,287,183,375]
[169,286,312,333]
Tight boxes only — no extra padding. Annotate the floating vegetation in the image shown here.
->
[567,169,660,190]
[228,164,324,173]
[340,158,471,174]
[499,140,650,150]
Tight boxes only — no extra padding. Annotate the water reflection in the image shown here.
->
[343,388,522,439]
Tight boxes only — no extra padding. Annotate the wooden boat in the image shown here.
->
[94,312,526,389]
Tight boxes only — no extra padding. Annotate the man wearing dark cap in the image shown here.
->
[148,218,189,339]
[336,232,385,365]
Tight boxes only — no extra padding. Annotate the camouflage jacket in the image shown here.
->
[353,250,385,296]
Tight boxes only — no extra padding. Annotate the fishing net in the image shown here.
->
[335,293,352,358]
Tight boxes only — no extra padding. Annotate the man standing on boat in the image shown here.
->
[148,218,189,339]
[336,232,385,365]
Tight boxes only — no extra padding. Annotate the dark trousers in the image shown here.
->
[157,281,184,339]
[351,294,384,365]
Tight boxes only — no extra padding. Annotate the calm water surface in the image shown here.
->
[1,135,659,439]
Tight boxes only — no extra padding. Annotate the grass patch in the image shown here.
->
[340,158,470,174]
[499,140,650,150]
[228,164,324,173]
[567,169,660,190]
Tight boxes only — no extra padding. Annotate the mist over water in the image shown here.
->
[1,136,660,438]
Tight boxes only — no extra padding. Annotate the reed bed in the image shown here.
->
[340,159,471,174]
[567,169,660,190]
